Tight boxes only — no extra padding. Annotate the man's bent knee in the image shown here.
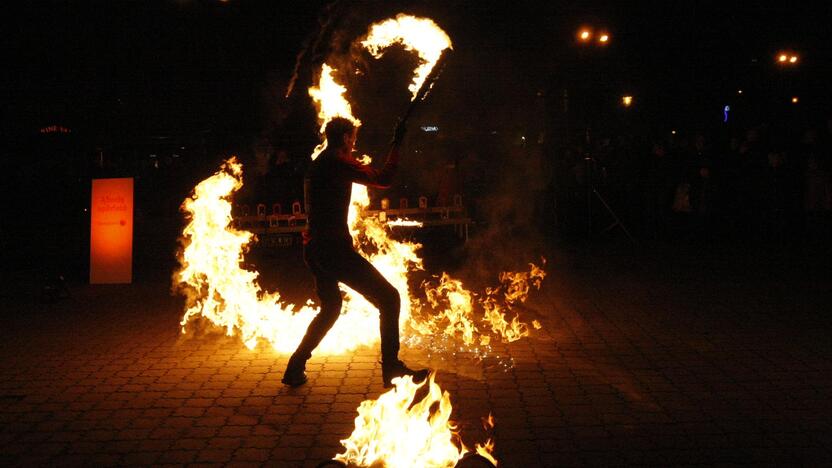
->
[316,288,342,315]
[377,285,400,316]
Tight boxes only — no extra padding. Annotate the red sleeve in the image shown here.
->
[341,147,399,188]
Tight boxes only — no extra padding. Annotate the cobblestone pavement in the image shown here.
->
[1,244,831,467]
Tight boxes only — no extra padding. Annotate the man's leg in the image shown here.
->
[335,249,401,363]
[292,277,342,362]
[336,250,428,387]
[282,249,343,387]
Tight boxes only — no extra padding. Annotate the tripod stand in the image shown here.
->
[583,152,637,244]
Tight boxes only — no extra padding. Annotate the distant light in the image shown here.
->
[149,154,157,158]
[671,130,677,135]
[599,34,609,43]
[579,29,591,41]
[791,96,799,104]
[776,51,800,65]
[420,126,439,132]
[724,105,730,123]
[622,95,633,107]
[737,89,743,95]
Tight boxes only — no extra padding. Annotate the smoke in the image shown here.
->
[262,1,415,153]
[459,142,551,285]
[390,27,551,283]
[284,0,352,100]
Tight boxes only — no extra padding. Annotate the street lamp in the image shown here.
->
[791,96,799,104]
[577,27,610,45]
[776,51,799,66]
[622,95,633,107]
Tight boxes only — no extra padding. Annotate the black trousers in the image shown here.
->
[292,239,401,363]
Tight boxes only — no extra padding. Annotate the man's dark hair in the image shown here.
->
[324,117,355,148]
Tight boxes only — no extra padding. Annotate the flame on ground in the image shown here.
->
[412,273,479,346]
[175,156,546,354]
[176,158,398,354]
[334,373,497,467]
[480,259,547,343]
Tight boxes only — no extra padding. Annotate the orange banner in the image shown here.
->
[90,178,133,284]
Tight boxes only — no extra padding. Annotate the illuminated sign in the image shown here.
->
[420,126,439,132]
[39,125,71,134]
[90,178,134,284]
[723,105,730,123]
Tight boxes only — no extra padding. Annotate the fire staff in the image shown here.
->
[282,117,428,388]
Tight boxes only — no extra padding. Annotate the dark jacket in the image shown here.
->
[303,148,398,246]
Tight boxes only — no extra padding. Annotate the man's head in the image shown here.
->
[324,117,357,153]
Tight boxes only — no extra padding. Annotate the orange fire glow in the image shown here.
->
[335,373,497,467]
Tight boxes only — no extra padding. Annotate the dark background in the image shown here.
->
[2,0,831,281]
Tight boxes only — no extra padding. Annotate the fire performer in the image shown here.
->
[282,117,429,388]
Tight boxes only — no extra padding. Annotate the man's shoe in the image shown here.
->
[281,357,308,387]
[281,369,308,387]
[382,360,429,388]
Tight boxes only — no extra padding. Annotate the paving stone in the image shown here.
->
[3,246,832,466]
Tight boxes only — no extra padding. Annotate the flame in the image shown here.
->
[176,155,546,354]
[386,219,424,227]
[415,261,547,347]
[480,261,547,343]
[361,14,453,98]
[302,14,451,349]
[308,64,361,160]
[414,273,480,346]
[334,373,496,467]
[175,14,545,359]
[475,414,498,466]
[175,157,404,354]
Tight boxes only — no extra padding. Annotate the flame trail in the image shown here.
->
[361,14,452,99]
[334,373,497,467]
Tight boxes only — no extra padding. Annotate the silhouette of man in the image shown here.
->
[282,117,428,388]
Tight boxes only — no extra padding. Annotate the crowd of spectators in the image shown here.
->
[556,119,832,246]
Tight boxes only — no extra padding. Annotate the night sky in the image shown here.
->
[3,1,830,143]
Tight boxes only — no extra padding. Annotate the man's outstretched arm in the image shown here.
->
[346,120,406,188]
